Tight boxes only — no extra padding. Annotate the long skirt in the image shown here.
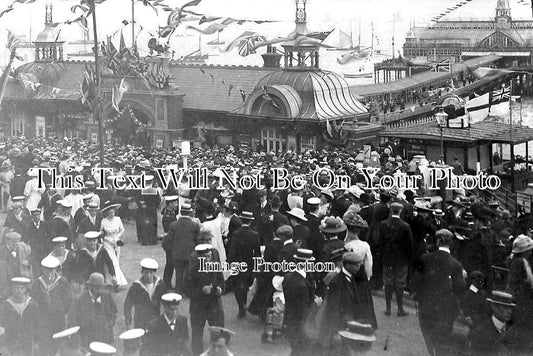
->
[102,243,128,288]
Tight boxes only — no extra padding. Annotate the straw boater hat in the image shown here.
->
[286,207,308,222]
[338,321,376,343]
[293,248,315,261]
[319,216,347,234]
[101,201,121,214]
[486,291,516,307]
[433,209,445,217]
[512,235,533,254]
[239,211,255,221]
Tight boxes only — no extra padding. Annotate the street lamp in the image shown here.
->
[435,107,448,163]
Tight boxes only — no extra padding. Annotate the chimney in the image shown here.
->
[262,45,282,68]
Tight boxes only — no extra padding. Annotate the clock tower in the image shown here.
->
[495,0,511,29]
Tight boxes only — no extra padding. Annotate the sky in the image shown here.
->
[0,0,532,69]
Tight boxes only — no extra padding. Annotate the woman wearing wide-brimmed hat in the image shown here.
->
[99,201,127,289]
[507,234,533,332]
[319,216,347,262]
[343,211,372,279]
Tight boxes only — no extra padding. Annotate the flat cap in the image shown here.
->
[342,251,365,264]
[5,231,22,242]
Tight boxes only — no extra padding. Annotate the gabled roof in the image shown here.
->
[168,64,275,113]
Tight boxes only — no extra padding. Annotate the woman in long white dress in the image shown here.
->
[99,201,128,289]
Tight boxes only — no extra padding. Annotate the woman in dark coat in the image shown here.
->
[506,235,533,336]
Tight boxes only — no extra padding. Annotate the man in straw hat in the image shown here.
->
[469,291,528,354]
[185,243,225,355]
[141,293,190,356]
[68,272,117,347]
[199,326,235,356]
[380,202,413,317]
[124,258,168,330]
[167,203,200,293]
[228,211,260,319]
[286,207,309,249]
[411,229,466,356]
[0,277,40,356]
[282,249,317,356]
[53,326,87,356]
[31,255,72,355]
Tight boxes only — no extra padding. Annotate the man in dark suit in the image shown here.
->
[141,293,190,356]
[367,191,391,289]
[68,273,117,348]
[24,208,50,278]
[411,229,466,356]
[380,202,413,316]
[185,242,225,355]
[287,207,310,249]
[38,184,61,221]
[223,202,242,248]
[306,197,325,261]
[228,211,260,318]
[278,225,298,264]
[253,190,272,245]
[76,202,101,243]
[469,291,528,355]
[73,195,91,234]
[168,203,200,293]
[282,249,316,356]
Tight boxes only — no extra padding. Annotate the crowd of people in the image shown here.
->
[0,136,531,355]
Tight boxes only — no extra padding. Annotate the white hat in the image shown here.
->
[165,195,179,203]
[11,277,31,284]
[52,236,68,243]
[27,168,38,177]
[161,293,183,304]
[272,275,284,291]
[59,200,73,208]
[119,328,145,340]
[41,256,60,269]
[195,244,213,253]
[82,194,92,200]
[140,258,159,270]
[89,342,116,354]
[345,185,364,199]
[84,231,100,240]
[286,207,308,222]
[307,197,320,205]
[52,326,80,340]
[145,175,154,182]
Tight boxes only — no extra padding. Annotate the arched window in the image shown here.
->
[478,31,519,48]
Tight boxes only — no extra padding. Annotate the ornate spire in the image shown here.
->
[496,0,510,18]
[45,4,53,24]
[295,0,307,24]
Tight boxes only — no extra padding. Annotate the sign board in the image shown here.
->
[517,192,531,215]
[91,133,98,144]
[172,140,181,148]
[156,139,164,148]
[181,141,190,155]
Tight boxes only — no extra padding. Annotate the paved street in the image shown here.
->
[112,219,428,355]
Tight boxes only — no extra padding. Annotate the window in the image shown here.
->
[261,129,286,153]
[300,135,316,151]
[155,99,165,121]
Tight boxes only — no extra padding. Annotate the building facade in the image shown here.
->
[403,0,533,66]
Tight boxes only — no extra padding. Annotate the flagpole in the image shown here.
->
[89,0,105,164]
[510,77,514,193]
[131,0,135,52]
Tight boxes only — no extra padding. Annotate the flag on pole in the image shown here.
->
[6,30,21,53]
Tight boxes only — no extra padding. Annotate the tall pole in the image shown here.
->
[440,126,444,163]
[510,78,515,193]
[131,0,135,52]
[90,0,105,164]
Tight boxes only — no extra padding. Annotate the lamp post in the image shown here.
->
[435,107,448,164]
